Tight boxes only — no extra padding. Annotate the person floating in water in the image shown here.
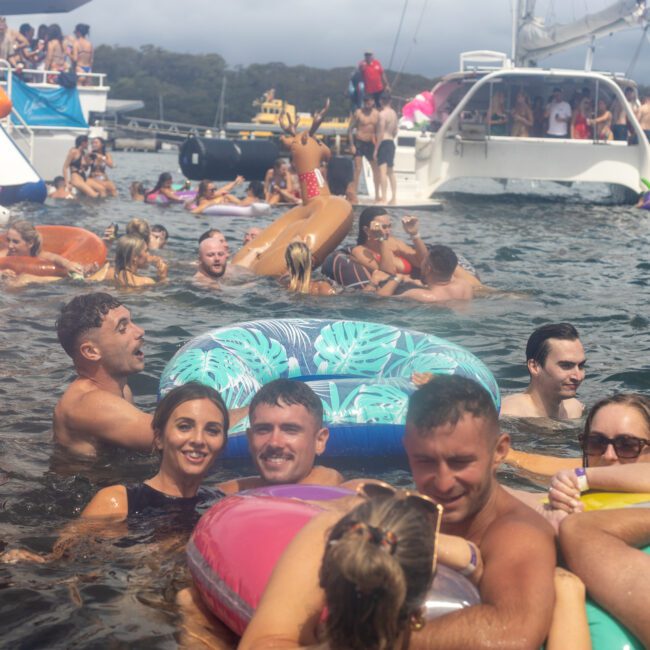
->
[500,323,586,419]
[217,379,343,493]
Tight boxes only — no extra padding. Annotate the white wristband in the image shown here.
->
[574,467,589,493]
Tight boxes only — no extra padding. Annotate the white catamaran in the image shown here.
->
[388,0,650,202]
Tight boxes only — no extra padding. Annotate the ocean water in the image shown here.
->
[1,151,649,646]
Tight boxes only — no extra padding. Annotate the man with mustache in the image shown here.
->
[53,292,153,457]
[500,322,586,419]
[218,379,342,493]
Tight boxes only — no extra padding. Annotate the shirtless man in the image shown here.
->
[53,292,153,457]
[348,95,379,202]
[218,379,342,493]
[611,86,638,142]
[501,322,586,419]
[375,91,398,205]
[192,238,229,286]
[638,94,650,142]
[388,217,473,302]
[240,376,556,649]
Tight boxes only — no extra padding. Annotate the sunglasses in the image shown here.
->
[580,432,650,459]
[356,481,443,569]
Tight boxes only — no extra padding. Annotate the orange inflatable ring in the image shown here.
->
[0,225,107,277]
[0,88,12,119]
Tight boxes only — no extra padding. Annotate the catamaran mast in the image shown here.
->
[514,0,649,67]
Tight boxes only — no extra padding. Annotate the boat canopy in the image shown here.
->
[0,0,91,14]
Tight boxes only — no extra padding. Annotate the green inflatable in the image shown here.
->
[586,545,650,649]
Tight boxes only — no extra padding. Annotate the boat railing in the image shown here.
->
[0,60,35,163]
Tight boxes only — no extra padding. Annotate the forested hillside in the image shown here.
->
[95,45,437,125]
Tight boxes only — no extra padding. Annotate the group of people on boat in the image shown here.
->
[0,17,93,82]
[0,289,647,649]
[483,84,650,142]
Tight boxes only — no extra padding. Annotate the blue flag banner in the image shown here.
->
[10,76,88,128]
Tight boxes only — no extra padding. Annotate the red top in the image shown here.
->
[359,59,385,94]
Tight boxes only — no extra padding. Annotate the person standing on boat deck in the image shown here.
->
[545,87,572,139]
[357,49,389,108]
[217,379,343,493]
[375,91,398,205]
[611,86,638,142]
[638,94,650,142]
[72,24,93,80]
[500,322,586,419]
[348,96,380,203]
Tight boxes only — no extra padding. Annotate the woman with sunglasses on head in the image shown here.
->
[189,177,244,215]
[239,483,481,650]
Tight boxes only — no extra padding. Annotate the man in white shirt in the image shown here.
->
[545,87,572,138]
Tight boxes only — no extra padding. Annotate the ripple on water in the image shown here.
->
[2,152,650,643]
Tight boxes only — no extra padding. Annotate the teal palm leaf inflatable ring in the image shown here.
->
[159,319,500,458]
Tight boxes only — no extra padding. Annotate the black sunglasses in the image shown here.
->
[580,432,650,459]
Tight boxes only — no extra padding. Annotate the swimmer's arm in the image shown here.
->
[410,517,556,650]
[146,254,168,282]
[350,245,379,271]
[80,485,129,520]
[546,568,590,650]
[505,448,580,477]
[68,390,153,451]
[437,534,483,584]
[40,251,82,274]
[560,509,650,647]
[239,512,335,650]
[161,187,184,203]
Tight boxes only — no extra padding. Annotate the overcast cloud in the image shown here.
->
[8,0,650,82]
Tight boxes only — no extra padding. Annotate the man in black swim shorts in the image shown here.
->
[348,95,379,202]
[375,92,398,204]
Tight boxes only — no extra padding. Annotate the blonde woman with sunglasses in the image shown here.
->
[239,484,481,650]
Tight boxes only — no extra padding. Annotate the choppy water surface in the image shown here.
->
[1,152,649,646]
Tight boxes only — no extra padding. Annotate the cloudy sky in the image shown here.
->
[8,0,650,81]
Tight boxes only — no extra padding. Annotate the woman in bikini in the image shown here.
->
[88,137,117,197]
[62,135,107,198]
[43,24,67,79]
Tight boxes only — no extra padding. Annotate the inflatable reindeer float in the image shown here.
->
[231,100,353,276]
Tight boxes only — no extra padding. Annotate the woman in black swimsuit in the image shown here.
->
[62,134,106,198]
[0,383,229,563]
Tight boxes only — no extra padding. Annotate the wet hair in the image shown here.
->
[7,219,42,256]
[249,379,323,428]
[149,172,172,196]
[125,218,151,243]
[407,375,498,434]
[47,24,63,43]
[130,181,145,199]
[581,393,650,467]
[285,241,312,294]
[198,228,224,244]
[525,323,580,367]
[357,206,389,245]
[75,134,88,148]
[426,244,457,281]
[114,234,147,285]
[153,382,229,447]
[195,179,214,204]
[53,175,65,188]
[56,292,122,358]
[320,496,435,650]
[151,224,169,242]
[74,23,89,37]
[248,180,265,199]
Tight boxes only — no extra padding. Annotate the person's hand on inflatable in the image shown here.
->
[0,269,17,280]
[401,215,420,237]
[411,371,434,386]
[548,468,585,513]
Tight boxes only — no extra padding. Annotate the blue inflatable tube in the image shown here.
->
[0,180,47,206]
[159,319,500,458]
